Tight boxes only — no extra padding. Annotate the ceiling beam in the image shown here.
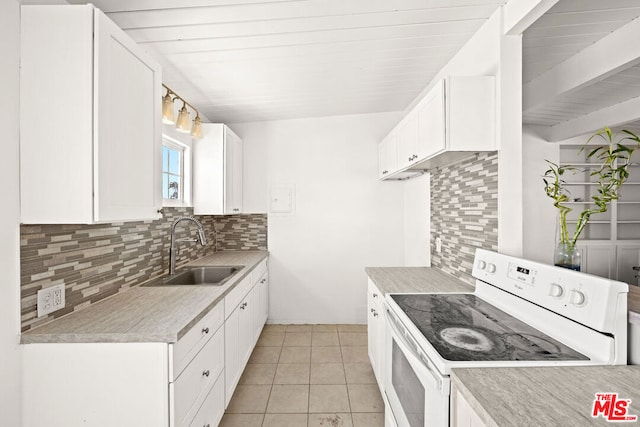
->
[547,96,640,142]
[503,0,559,35]
[523,15,640,112]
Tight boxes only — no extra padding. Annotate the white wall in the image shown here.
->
[1,0,23,425]
[522,125,560,263]
[232,112,404,324]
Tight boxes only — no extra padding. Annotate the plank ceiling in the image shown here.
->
[522,0,640,135]
[66,0,505,123]
[53,0,640,134]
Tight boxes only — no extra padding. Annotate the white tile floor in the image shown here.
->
[220,324,385,427]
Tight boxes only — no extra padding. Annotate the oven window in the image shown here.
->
[392,340,425,427]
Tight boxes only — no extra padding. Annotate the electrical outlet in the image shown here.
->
[435,237,442,253]
[37,284,65,317]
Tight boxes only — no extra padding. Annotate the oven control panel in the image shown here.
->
[472,248,628,334]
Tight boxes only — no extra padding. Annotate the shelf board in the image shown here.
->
[566,220,610,224]
[564,182,640,185]
[617,220,640,224]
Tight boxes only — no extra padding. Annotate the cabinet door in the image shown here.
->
[239,291,254,366]
[253,272,269,343]
[578,244,615,279]
[617,245,640,286]
[367,281,383,384]
[224,307,240,407]
[224,128,243,214]
[397,111,420,169]
[417,80,446,159]
[94,9,161,222]
[453,389,487,427]
[378,131,399,179]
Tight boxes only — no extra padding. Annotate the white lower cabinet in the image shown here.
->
[451,389,487,427]
[224,259,269,406]
[22,304,225,427]
[23,259,269,427]
[367,280,385,387]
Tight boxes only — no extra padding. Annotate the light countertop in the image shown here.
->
[452,366,640,426]
[21,251,268,344]
[365,267,474,294]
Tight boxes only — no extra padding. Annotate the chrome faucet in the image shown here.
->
[169,216,207,275]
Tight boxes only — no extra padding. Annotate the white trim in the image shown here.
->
[547,96,640,142]
[503,0,558,35]
[523,15,640,112]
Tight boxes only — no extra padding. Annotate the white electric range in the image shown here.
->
[383,249,629,427]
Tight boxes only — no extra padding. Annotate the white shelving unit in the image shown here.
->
[559,144,640,284]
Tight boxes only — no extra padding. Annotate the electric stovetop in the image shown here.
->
[390,293,588,362]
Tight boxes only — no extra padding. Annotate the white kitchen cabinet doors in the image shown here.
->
[367,280,385,387]
[20,5,162,224]
[193,123,243,215]
[378,76,495,180]
[224,260,268,406]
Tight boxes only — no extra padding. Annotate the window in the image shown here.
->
[162,135,191,206]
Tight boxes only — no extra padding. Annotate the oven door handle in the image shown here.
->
[386,308,444,391]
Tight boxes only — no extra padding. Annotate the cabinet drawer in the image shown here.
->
[172,302,224,379]
[189,372,224,427]
[224,275,253,318]
[252,259,268,283]
[173,326,224,427]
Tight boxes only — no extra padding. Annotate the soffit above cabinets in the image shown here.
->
[522,0,640,140]
[63,0,505,123]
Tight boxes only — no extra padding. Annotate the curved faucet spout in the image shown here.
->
[169,216,207,274]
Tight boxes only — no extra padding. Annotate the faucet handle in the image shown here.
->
[198,229,207,245]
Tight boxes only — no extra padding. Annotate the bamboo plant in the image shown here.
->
[543,127,640,259]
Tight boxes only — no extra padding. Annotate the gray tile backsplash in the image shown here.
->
[430,152,499,285]
[20,208,267,332]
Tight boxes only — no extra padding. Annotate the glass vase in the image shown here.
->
[554,242,581,271]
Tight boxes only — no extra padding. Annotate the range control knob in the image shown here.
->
[486,263,496,273]
[549,283,564,298]
[569,289,587,307]
[477,260,487,270]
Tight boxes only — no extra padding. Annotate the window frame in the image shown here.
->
[161,135,191,207]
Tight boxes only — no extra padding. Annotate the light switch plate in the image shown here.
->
[37,284,65,317]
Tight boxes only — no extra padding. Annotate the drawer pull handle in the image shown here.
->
[373,312,379,317]
[260,279,266,283]
[373,293,378,298]
[240,302,248,309]
[202,370,210,377]
[202,327,209,334]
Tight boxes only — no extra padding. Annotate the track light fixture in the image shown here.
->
[161,83,203,138]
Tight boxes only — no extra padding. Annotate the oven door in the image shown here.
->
[384,307,450,427]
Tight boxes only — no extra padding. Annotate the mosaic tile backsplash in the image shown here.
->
[430,152,499,285]
[20,208,267,332]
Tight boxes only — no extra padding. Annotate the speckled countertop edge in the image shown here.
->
[21,250,268,344]
[365,267,474,294]
[452,366,640,426]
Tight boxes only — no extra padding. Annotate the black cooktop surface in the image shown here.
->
[390,293,589,362]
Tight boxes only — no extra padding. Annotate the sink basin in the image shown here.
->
[145,266,243,286]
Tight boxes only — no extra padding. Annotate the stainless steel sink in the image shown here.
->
[144,266,243,286]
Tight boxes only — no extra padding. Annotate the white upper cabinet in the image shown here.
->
[20,5,162,224]
[378,130,398,179]
[193,124,243,215]
[379,76,495,180]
